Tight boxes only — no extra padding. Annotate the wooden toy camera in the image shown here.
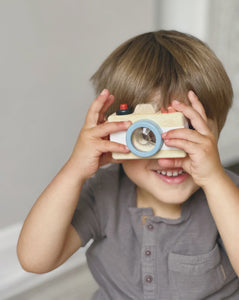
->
[108,103,188,159]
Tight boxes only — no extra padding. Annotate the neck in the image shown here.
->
[136,187,181,219]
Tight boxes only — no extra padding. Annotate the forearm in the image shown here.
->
[203,169,239,275]
[17,90,129,273]
[17,158,85,272]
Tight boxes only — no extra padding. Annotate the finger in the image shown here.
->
[92,121,132,138]
[162,128,207,144]
[99,152,114,167]
[98,139,130,154]
[164,138,204,157]
[98,94,115,124]
[171,100,210,135]
[85,89,111,127]
[167,106,177,113]
[187,90,207,122]
[99,153,125,166]
[161,107,168,113]
[160,106,177,113]
[100,95,115,115]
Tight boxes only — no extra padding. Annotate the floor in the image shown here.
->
[6,264,98,300]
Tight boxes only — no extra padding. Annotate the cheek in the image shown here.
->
[122,162,134,181]
[122,161,146,182]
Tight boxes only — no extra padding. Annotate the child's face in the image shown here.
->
[122,158,199,211]
[122,115,219,216]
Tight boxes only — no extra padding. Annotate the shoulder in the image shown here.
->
[85,164,128,202]
[89,164,123,188]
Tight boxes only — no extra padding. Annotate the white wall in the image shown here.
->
[154,0,209,41]
[0,0,155,229]
[0,1,155,298]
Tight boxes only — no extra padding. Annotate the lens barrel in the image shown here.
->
[126,120,163,157]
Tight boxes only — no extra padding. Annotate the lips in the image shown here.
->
[153,168,188,184]
[155,169,185,177]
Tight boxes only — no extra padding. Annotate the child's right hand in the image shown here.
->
[68,89,131,181]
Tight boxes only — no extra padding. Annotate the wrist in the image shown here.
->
[201,167,227,195]
[62,157,88,187]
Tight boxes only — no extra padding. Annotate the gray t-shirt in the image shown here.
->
[72,164,239,300]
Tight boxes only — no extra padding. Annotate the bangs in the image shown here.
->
[91,30,233,132]
[91,32,188,116]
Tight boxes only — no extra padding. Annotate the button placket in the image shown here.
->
[145,274,153,283]
[147,223,154,231]
[141,220,157,299]
[145,249,152,257]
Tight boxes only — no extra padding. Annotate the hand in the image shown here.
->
[69,89,131,181]
[160,90,224,188]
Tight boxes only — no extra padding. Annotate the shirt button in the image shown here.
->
[147,223,154,231]
[145,249,152,256]
[145,275,153,283]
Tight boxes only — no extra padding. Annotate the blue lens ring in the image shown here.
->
[126,120,163,158]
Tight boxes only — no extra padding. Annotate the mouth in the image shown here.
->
[155,169,186,177]
[153,168,188,184]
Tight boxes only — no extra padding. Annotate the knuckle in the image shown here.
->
[105,121,126,133]
[110,141,126,153]
[101,140,110,149]
[203,137,214,152]
[102,122,114,135]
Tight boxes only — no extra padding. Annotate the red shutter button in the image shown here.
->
[120,104,128,110]
[116,104,133,115]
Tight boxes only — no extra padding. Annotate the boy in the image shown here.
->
[17,30,239,299]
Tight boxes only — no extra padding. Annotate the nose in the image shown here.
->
[157,158,183,169]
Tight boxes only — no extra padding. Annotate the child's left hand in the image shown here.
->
[161,90,224,189]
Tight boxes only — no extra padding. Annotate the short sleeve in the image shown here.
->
[71,177,103,247]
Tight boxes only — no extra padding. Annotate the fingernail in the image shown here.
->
[100,89,108,95]
[124,121,132,128]
[161,132,167,138]
[168,106,177,113]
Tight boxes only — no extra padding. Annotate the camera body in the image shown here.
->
[108,103,188,159]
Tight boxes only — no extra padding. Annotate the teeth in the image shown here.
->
[155,170,185,177]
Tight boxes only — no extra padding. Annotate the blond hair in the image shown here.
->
[91,30,233,132]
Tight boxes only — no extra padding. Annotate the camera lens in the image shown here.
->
[126,120,163,157]
[131,127,156,152]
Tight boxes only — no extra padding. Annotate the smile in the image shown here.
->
[155,170,186,177]
[153,168,188,184]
